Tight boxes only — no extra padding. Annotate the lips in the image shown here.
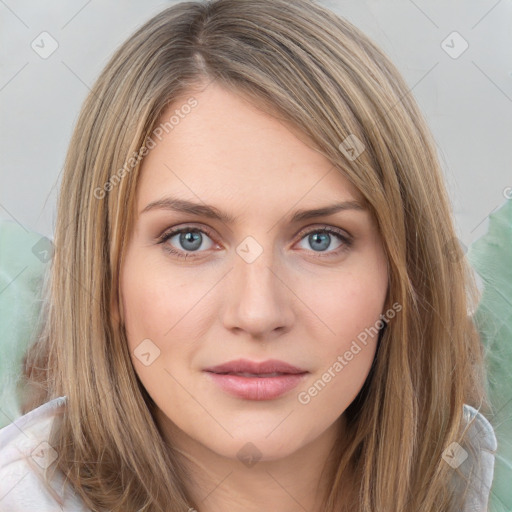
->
[203,359,308,400]
[204,358,307,376]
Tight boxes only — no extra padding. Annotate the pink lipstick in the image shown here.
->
[203,358,309,400]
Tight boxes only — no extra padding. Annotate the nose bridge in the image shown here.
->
[235,237,281,307]
[222,235,293,336]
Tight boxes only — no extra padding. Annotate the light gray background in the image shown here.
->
[1,0,511,245]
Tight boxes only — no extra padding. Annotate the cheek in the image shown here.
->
[304,266,387,346]
[120,257,199,405]
[121,256,199,349]
[296,254,387,395]
[295,270,386,414]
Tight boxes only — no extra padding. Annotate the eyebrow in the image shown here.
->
[140,196,366,224]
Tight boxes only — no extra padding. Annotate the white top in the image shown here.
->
[0,397,89,511]
[0,397,498,511]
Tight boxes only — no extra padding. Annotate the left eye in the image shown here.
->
[158,226,352,259]
[295,227,350,254]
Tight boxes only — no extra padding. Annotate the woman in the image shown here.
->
[0,0,497,510]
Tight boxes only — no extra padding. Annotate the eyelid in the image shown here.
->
[294,223,353,243]
[156,223,218,246]
[157,221,352,239]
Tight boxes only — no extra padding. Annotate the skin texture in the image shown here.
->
[119,83,389,512]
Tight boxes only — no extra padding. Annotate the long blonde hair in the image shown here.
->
[20,0,490,510]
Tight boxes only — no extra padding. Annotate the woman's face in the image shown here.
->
[119,83,388,463]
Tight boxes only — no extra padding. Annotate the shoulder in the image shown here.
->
[458,404,497,512]
[462,404,497,452]
[0,396,90,511]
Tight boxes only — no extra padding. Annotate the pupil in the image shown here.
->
[180,231,202,251]
[310,233,329,251]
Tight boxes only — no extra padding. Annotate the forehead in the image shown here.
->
[136,83,364,211]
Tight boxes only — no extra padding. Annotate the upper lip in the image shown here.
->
[204,358,308,375]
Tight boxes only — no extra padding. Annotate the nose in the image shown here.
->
[220,245,295,340]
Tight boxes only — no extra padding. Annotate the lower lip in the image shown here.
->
[204,372,308,400]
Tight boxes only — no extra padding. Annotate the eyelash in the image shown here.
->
[157,225,353,260]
